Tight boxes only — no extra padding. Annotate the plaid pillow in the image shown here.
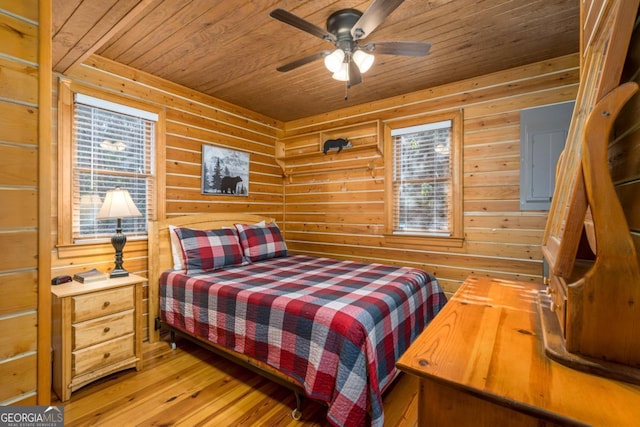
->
[174,227,246,274]
[234,222,288,262]
[168,225,185,270]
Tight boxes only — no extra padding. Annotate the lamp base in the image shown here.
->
[109,219,130,279]
[109,268,129,278]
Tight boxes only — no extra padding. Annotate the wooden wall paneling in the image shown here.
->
[0,313,38,359]
[462,87,579,119]
[0,0,38,22]
[0,12,38,63]
[0,231,38,271]
[0,190,37,228]
[281,54,580,295]
[0,272,37,317]
[0,145,38,186]
[0,353,37,402]
[0,1,44,405]
[286,241,543,279]
[0,102,38,145]
[464,184,519,200]
[0,56,38,104]
[464,141,520,159]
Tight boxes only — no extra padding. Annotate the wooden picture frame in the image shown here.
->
[201,144,249,196]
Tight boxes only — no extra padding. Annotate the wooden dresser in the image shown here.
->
[397,276,640,426]
[52,274,145,401]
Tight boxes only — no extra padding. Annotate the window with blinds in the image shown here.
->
[73,94,156,242]
[391,120,453,236]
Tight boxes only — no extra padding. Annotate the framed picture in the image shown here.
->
[201,144,249,196]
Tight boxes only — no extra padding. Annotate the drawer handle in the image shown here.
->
[103,352,111,359]
[102,301,111,309]
[103,327,111,333]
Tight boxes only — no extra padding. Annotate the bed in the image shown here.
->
[147,213,446,427]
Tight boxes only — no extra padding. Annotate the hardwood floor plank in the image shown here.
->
[59,350,216,424]
[146,370,264,426]
[54,335,416,426]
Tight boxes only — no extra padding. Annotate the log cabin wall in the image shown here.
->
[279,54,580,295]
[50,55,284,340]
[613,14,640,264]
[0,0,51,405]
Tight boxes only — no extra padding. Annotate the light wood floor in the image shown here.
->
[53,335,419,426]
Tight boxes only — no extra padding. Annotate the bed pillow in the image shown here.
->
[173,227,246,274]
[168,225,185,270]
[234,222,288,262]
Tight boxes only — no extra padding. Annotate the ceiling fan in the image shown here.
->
[270,0,431,90]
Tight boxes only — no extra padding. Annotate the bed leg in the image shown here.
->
[170,330,177,350]
[291,391,303,420]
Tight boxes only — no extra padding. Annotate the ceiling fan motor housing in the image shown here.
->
[327,9,362,52]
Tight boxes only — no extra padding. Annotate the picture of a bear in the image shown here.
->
[220,176,242,194]
[201,144,249,196]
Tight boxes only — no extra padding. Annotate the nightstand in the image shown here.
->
[51,274,145,402]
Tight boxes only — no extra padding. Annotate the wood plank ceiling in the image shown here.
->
[52,0,580,122]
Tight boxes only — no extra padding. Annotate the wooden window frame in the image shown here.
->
[57,78,166,258]
[383,110,464,248]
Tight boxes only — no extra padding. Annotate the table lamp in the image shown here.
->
[97,187,142,278]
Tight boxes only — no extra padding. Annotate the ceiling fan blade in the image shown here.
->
[363,41,431,56]
[351,0,405,40]
[348,59,362,86]
[270,9,336,43]
[276,50,331,72]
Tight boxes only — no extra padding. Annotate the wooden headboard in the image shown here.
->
[147,213,276,342]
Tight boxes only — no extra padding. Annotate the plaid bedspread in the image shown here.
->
[160,255,446,427]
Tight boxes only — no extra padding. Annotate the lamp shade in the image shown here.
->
[332,62,350,81]
[324,49,345,73]
[96,187,142,219]
[353,50,374,73]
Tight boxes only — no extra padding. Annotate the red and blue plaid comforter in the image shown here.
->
[160,255,446,427]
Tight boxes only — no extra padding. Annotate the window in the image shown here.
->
[73,94,156,241]
[58,80,164,249]
[384,111,463,246]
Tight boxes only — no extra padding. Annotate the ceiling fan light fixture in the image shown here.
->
[324,49,345,73]
[353,50,374,73]
[332,62,350,81]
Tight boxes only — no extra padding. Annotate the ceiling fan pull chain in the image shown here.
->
[344,82,349,101]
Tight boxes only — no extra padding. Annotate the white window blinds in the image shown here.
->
[73,94,156,242]
[391,120,453,235]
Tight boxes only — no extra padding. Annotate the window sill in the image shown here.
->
[56,237,148,259]
[383,233,464,249]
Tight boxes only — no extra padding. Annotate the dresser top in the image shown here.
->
[397,276,640,426]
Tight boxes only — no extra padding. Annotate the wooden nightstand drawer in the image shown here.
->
[72,286,134,322]
[73,309,135,350]
[73,333,135,376]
